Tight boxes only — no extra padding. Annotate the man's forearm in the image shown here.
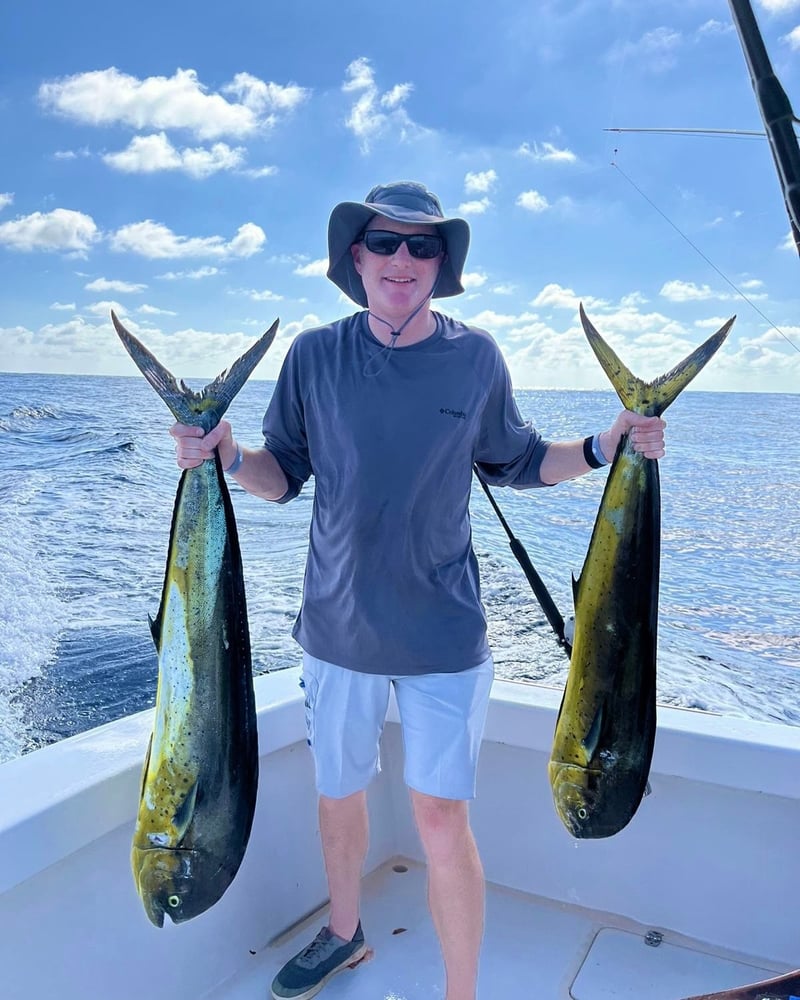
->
[226,445,290,501]
[539,436,608,486]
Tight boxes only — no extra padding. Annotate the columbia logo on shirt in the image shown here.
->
[440,407,467,420]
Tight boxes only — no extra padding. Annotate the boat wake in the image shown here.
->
[0,478,67,762]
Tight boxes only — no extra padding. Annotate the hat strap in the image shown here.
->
[362,271,442,378]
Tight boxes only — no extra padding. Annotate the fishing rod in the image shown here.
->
[481,2,800,660]
[473,468,572,658]
[605,126,768,139]
[728,0,800,258]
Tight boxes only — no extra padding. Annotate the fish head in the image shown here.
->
[549,762,606,838]
[133,846,201,926]
[133,846,237,926]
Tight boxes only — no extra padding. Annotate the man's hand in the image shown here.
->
[599,412,666,462]
[169,419,237,470]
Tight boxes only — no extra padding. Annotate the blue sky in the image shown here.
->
[2,0,800,392]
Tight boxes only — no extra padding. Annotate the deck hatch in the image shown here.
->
[570,928,775,1000]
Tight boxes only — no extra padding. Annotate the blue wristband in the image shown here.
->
[583,434,609,469]
[224,445,244,475]
[591,434,609,467]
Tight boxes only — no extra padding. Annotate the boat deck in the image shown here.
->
[210,859,779,1000]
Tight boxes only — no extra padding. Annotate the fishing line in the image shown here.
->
[611,156,800,355]
[604,4,637,165]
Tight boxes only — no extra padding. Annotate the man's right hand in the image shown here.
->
[169,420,237,470]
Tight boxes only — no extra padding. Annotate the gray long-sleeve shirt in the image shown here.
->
[262,311,550,675]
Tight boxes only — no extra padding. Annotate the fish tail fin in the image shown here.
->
[111,311,280,429]
[578,304,734,416]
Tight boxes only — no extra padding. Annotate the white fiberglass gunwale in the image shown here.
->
[0,671,797,1000]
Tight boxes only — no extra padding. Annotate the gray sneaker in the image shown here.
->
[270,922,367,1000]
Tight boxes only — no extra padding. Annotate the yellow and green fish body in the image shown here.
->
[113,313,278,924]
[549,308,733,839]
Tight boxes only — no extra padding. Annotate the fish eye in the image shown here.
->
[577,807,588,820]
[168,895,181,908]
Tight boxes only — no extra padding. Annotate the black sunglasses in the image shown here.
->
[360,230,444,260]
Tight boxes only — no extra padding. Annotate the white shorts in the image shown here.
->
[300,652,494,801]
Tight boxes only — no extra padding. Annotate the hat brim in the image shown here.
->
[327,201,470,308]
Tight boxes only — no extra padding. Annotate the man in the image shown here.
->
[172,181,666,1000]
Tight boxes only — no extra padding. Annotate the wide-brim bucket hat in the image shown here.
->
[327,181,471,308]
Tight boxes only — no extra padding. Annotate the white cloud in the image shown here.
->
[759,0,800,12]
[222,72,310,115]
[53,148,91,160]
[459,198,491,215]
[0,193,13,211]
[240,165,279,179]
[516,190,550,213]
[697,19,734,37]
[461,271,488,290]
[3,315,303,379]
[245,288,284,301]
[530,283,609,312]
[39,67,308,140]
[381,83,413,109]
[660,279,720,302]
[532,283,580,309]
[467,309,538,329]
[695,315,731,329]
[103,133,246,178]
[294,258,328,277]
[780,230,797,250]
[84,299,126,317]
[110,220,265,259]
[607,27,683,72]
[464,170,497,194]
[138,304,177,315]
[783,25,800,47]
[492,284,516,295]
[85,277,146,293]
[517,141,577,164]
[342,57,426,153]
[0,208,98,252]
[158,266,220,280]
[50,302,76,311]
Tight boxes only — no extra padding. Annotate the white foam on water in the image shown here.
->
[0,477,67,761]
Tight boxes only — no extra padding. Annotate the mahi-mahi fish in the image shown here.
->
[548,306,734,839]
[112,311,279,926]
[677,968,800,1000]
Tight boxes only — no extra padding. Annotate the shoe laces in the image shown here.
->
[296,928,338,968]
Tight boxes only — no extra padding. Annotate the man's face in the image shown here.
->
[350,218,444,321]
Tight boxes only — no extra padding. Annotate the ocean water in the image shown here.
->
[0,371,798,762]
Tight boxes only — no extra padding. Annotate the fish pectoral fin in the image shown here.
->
[580,705,604,763]
[172,780,199,841]
[138,734,154,801]
[147,611,162,649]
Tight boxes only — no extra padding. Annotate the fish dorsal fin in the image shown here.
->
[580,704,604,763]
[172,780,199,842]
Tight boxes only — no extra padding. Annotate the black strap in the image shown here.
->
[583,435,604,469]
[474,467,572,657]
